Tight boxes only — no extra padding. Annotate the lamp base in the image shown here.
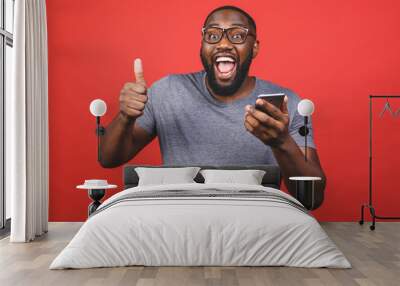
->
[88,189,105,216]
[298,126,309,136]
[96,126,106,136]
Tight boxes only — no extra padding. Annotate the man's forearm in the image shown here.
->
[271,135,326,209]
[99,113,136,168]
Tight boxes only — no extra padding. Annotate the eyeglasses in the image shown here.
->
[202,26,255,44]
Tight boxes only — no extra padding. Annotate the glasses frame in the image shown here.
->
[201,26,255,44]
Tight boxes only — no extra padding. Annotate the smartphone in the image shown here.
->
[256,93,285,110]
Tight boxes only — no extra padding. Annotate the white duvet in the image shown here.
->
[50,183,351,269]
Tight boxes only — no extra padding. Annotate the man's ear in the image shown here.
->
[252,40,260,59]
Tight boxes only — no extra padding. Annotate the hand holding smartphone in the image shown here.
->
[255,93,285,110]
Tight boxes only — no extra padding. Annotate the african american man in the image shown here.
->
[99,6,327,209]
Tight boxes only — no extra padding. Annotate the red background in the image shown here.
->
[46,0,400,222]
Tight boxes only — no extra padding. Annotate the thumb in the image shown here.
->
[133,58,146,86]
[281,96,289,114]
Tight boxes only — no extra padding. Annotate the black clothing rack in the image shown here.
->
[359,95,400,230]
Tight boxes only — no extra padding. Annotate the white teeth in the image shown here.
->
[216,56,235,63]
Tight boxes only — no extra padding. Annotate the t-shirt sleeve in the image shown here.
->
[135,86,157,137]
[287,91,316,149]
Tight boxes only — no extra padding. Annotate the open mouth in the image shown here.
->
[214,55,237,81]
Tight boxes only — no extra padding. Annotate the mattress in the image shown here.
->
[50,183,351,269]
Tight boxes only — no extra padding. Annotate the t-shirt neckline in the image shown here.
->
[201,71,259,108]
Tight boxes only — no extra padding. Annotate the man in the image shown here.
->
[100,6,326,209]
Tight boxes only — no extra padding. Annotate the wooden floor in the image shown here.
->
[0,222,399,286]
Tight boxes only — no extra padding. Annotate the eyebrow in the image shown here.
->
[206,23,249,28]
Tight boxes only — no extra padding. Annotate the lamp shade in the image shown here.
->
[297,99,315,116]
[90,99,107,117]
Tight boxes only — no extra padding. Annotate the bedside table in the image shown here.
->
[289,176,321,210]
[77,180,117,216]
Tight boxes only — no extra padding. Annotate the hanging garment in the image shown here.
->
[379,98,395,117]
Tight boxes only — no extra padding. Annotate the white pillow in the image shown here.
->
[135,167,201,186]
[200,169,266,185]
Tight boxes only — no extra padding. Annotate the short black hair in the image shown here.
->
[203,5,257,34]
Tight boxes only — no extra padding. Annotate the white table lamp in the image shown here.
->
[89,99,107,163]
[297,99,315,161]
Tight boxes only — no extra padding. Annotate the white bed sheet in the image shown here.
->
[50,183,351,269]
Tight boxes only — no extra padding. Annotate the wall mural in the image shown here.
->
[46,1,400,222]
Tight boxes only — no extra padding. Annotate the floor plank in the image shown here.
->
[0,222,399,286]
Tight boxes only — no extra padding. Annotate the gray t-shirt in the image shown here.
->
[136,71,315,166]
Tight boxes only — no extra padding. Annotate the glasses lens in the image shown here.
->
[203,27,223,44]
[227,27,248,44]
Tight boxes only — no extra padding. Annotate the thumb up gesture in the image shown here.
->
[119,58,148,122]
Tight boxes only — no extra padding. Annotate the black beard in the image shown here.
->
[200,49,253,96]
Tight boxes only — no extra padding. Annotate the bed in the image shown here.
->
[50,165,350,269]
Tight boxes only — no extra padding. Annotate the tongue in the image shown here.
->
[217,62,235,73]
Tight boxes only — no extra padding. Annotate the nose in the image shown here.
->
[216,32,233,50]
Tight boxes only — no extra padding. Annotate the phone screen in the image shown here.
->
[256,93,285,110]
